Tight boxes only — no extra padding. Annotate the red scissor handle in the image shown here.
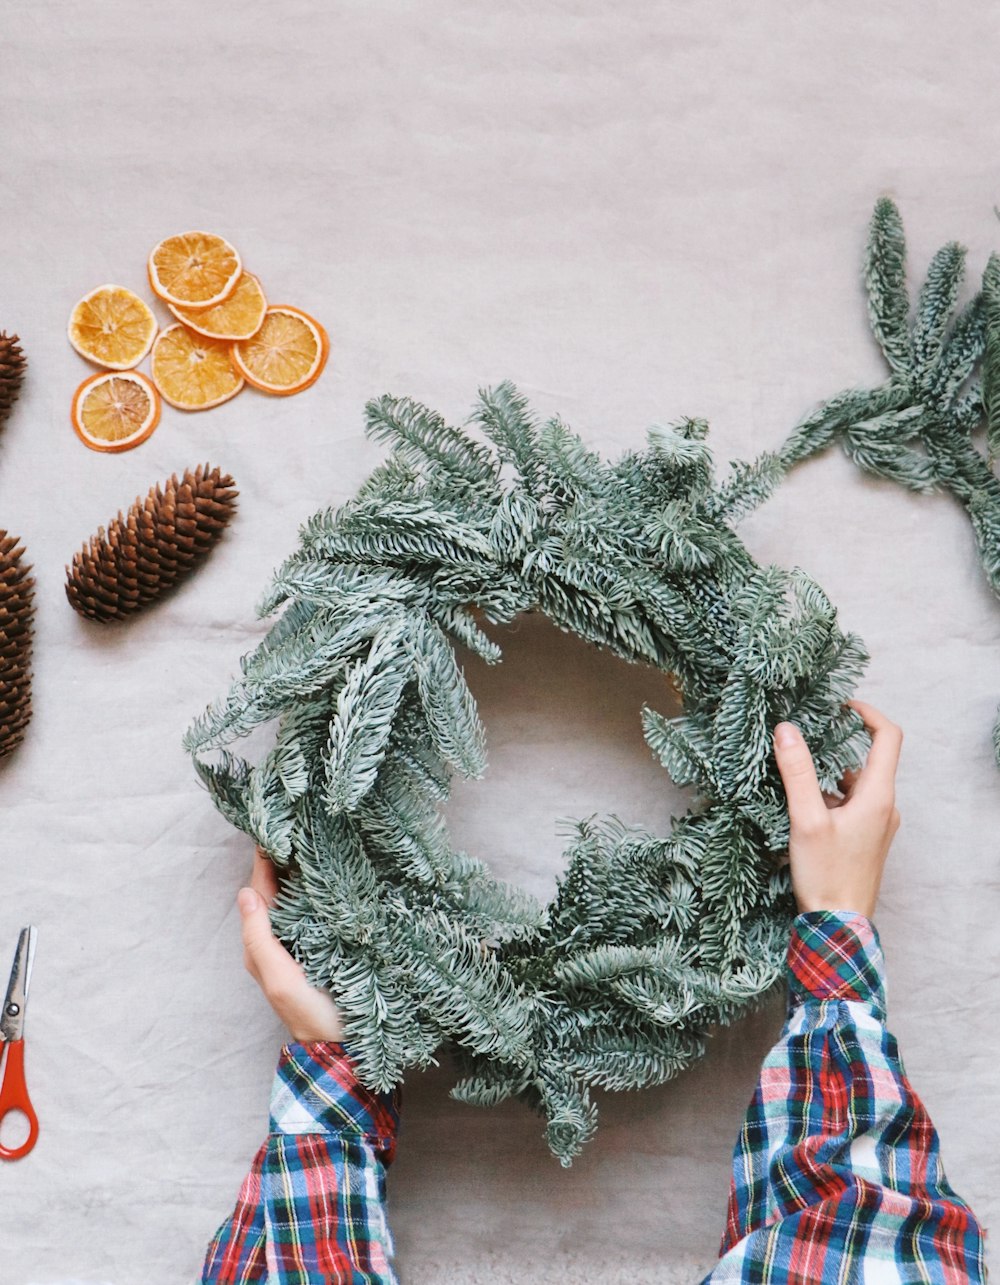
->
[0,1040,39,1160]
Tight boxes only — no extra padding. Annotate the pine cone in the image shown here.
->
[0,532,35,759]
[0,333,26,431]
[65,464,239,622]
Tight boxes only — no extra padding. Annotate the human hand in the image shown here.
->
[237,844,345,1044]
[772,697,902,922]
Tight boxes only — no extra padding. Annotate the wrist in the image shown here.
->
[287,1020,345,1043]
[280,990,345,1043]
[794,896,876,921]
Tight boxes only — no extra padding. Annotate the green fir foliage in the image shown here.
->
[731,197,1000,770]
[185,383,871,1163]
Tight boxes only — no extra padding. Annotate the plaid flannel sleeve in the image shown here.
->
[200,1041,401,1284]
[703,909,988,1284]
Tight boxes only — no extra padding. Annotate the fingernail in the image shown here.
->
[237,887,258,915]
[774,722,798,748]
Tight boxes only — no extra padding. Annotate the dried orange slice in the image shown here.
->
[167,271,267,340]
[148,232,242,310]
[230,306,329,396]
[67,285,157,370]
[71,371,161,453]
[150,323,244,411]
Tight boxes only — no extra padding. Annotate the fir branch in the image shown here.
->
[475,381,549,499]
[646,418,714,485]
[191,750,253,834]
[930,293,985,408]
[912,241,967,380]
[536,415,607,503]
[257,559,428,619]
[865,196,912,377]
[643,499,723,571]
[446,849,546,942]
[272,698,335,799]
[712,670,771,801]
[536,1068,598,1167]
[776,387,899,473]
[641,708,717,792]
[329,944,440,1090]
[764,197,1000,635]
[365,393,499,491]
[428,604,503,663]
[981,252,1000,464]
[302,499,495,568]
[323,622,414,814]
[840,423,939,494]
[449,1063,532,1109]
[246,751,298,860]
[562,1025,706,1092]
[707,450,787,524]
[387,906,535,1063]
[409,615,487,778]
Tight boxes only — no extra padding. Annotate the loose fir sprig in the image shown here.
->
[728,197,1000,763]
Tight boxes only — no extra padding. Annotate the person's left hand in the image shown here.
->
[237,844,345,1044]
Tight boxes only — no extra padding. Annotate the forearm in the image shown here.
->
[202,1041,401,1285]
[707,911,987,1282]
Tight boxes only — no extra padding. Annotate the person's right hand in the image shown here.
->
[772,697,902,922]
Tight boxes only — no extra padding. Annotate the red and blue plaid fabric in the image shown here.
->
[702,909,987,1283]
[202,912,987,1282]
[201,1041,401,1283]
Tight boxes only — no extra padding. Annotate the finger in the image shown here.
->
[251,846,281,907]
[843,699,903,803]
[237,886,303,993]
[772,721,829,832]
[826,766,860,803]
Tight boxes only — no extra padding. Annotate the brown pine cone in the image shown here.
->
[0,532,35,758]
[0,333,26,431]
[65,464,239,622]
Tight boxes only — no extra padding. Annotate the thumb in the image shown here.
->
[772,721,827,831]
[238,887,281,970]
[238,886,302,991]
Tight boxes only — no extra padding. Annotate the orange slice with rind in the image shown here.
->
[150,323,244,411]
[68,285,157,370]
[167,271,268,341]
[71,371,161,453]
[148,232,242,310]
[230,305,328,396]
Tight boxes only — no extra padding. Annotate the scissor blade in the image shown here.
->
[0,926,36,1044]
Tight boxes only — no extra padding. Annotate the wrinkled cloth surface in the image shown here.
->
[1,2,998,1281]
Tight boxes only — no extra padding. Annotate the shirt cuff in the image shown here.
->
[786,909,887,1023]
[268,1040,401,1153]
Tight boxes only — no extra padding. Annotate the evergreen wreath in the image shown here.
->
[184,382,871,1164]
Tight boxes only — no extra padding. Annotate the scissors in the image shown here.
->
[0,926,38,1160]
